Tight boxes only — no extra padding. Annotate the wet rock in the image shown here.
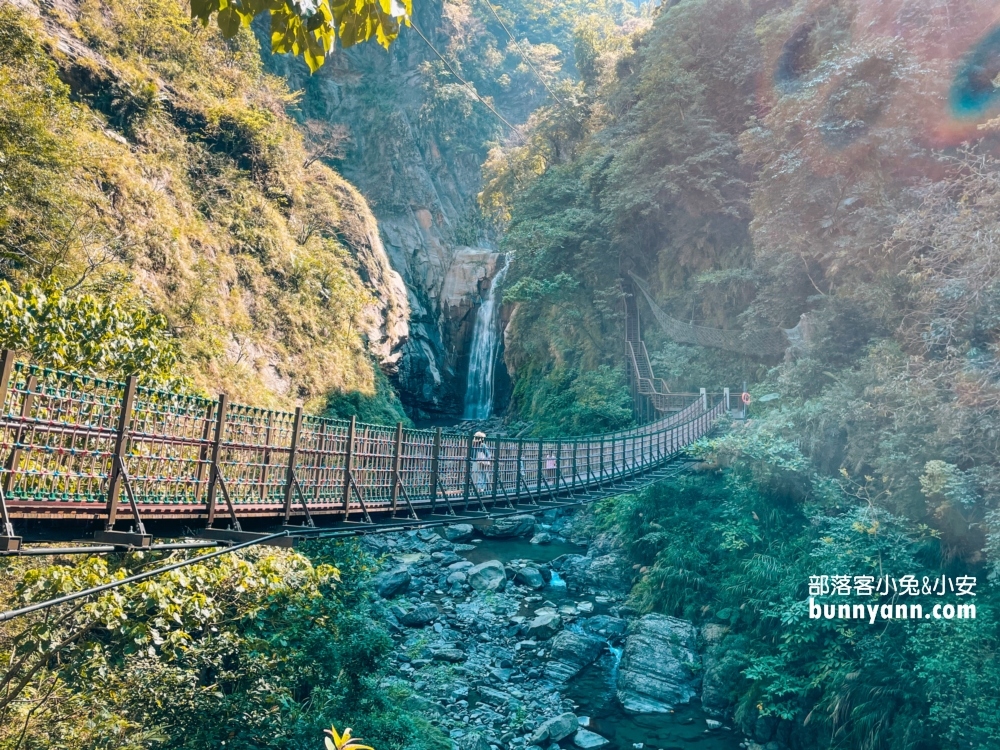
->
[585,554,627,592]
[616,614,698,713]
[515,567,546,589]
[458,732,491,750]
[700,623,730,715]
[573,730,610,749]
[529,713,578,744]
[530,532,552,545]
[526,612,562,640]
[448,560,474,571]
[581,615,627,639]
[482,514,536,539]
[443,524,475,542]
[447,571,468,586]
[399,602,440,627]
[468,560,506,591]
[545,630,604,682]
[433,648,466,662]
[373,566,411,598]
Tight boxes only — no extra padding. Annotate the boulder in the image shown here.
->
[468,560,506,591]
[372,566,411,598]
[432,648,466,662]
[545,630,604,682]
[399,602,439,627]
[529,713,578,744]
[616,614,698,713]
[526,612,562,640]
[581,615,628,639]
[458,732,491,750]
[446,571,468,586]
[700,623,730,715]
[573,730,610,749]
[530,532,552,545]
[482,514,535,539]
[515,567,546,589]
[443,524,475,542]
[585,554,627,592]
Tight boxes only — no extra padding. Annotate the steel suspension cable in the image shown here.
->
[409,21,526,143]
[478,0,565,107]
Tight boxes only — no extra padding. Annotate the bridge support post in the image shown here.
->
[514,439,523,505]
[491,437,500,506]
[599,438,605,486]
[536,439,544,495]
[701,388,707,411]
[104,375,139,531]
[206,394,229,527]
[463,431,474,511]
[724,387,730,411]
[282,406,303,524]
[555,441,562,493]
[0,350,20,551]
[390,421,403,517]
[193,401,216,506]
[342,415,355,515]
[571,441,578,490]
[430,428,441,514]
[260,412,274,502]
[96,375,152,548]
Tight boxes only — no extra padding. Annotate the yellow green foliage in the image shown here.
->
[0,0,393,409]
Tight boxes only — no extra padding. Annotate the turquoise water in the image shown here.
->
[458,535,743,750]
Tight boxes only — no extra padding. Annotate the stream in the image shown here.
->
[462,536,742,750]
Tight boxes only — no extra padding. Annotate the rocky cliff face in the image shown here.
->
[262,0,565,415]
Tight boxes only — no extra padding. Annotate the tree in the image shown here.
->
[190,0,412,73]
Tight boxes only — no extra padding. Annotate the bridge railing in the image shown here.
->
[0,350,727,528]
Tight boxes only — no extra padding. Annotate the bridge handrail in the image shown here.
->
[0,351,727,524]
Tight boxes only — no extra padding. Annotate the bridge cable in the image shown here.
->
[409,21,526,143]
[477,0,565,107]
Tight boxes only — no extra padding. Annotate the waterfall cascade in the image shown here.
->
[462,256,510,420]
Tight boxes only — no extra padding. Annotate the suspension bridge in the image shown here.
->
[0,369,730,555]
[0,280,741,555]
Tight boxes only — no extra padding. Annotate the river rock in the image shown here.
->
[372,566,411,598]
[529,712,578,744]
[526,612,562,640]
[545,630,604,682]
[581,615,628,639]
[700,623,730,715]
[530,532,552,545]
[616,614,698,713]
[432,648,466,662]
[573,730,610,749]
[399,602,439,627]
[585,553,627,591]
[515,567,546,589]
[443,524,475,542]
[482,514,536,538]
[458,732,490,750]
[468,560,506,591]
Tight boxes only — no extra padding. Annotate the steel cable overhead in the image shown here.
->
[409,21,526,143]
[478,0,565,107]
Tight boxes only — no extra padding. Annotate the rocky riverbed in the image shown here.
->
[360,510,775,750]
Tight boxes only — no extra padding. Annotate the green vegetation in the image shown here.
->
[191,0,410,73]
[495,0,1000,746]
[0,0,395,409]
[0,540,447,750]
[323,363,412,426]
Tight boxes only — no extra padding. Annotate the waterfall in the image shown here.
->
[462,256,510,420]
